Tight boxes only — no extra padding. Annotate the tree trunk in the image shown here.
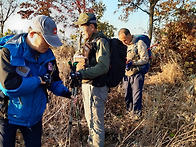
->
[1,22,3,35]
[149,1,155,44]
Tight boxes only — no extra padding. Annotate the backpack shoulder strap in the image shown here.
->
[135,35,150,48]
[88,36,109,51]
[95,36,109,45]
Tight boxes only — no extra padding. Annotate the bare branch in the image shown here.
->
[0,0,19,34]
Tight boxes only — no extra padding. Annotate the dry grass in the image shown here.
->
[147,62,184,85]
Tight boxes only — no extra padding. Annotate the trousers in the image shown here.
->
[82,84,108,147]
[123,72,145,115]
[0,118,42,147]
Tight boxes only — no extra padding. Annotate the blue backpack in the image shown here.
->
[134,35,153,74]
[135,34,153,60]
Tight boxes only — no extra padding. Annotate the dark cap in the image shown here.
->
[74,12,97,25]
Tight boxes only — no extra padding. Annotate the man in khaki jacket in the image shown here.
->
[118,28,149,120]
[74,12,110,147]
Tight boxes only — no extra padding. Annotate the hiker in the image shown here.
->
[0,15,73,147]
[118,28,150,120]
[74,12,110,147]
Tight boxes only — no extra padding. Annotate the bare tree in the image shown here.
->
[0,0,18,35]
[117,0,159,42]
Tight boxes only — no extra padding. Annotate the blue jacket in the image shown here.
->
[0,33,70,127]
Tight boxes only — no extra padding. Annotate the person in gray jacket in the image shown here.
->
[74,12,110,147]
[118,28,150,120]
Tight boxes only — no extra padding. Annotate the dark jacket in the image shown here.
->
[78,32,110,87]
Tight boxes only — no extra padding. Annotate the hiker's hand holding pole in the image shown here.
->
[71,95,78,105]
[39,77,46,84]
[126,59,133,71]
[70,71,82,88]
[40,73,53,86]
[76,71,82,82]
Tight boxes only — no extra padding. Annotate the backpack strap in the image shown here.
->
[134,35,153,60]
[131,35,151,74]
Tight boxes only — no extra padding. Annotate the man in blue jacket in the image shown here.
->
[0,15,72,147]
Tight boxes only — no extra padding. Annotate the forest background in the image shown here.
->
[0,0,196,146]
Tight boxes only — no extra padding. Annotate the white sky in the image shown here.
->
[4,1,149,38]
[101,0,149,37]
[4,13,30,33]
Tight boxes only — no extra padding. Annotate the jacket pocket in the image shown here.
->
[8,97,32,120]
[92,86,108,107]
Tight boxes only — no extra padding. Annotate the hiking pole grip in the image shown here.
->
[66,61,80,146]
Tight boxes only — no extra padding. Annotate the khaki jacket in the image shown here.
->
[126,35,149,76]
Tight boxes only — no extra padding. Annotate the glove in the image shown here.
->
[76,71,82,81]
[126,60,132,70]
[40,73,52,85]
[70,71,82,80]
[70,72,76,80]
[62,91,72,98]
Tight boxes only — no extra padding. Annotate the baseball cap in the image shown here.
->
[74,12,97,25]
[30,15,62,47]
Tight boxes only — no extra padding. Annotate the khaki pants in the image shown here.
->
[82,84,108,147]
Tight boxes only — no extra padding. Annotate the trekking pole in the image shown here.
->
[74,72,83,147]
[65,61,83,147]
[72,66,83,147]
[65,88,74,147]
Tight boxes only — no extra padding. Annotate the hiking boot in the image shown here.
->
[126,110,142,121]
[131,114,142,122]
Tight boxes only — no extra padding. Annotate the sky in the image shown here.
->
[4,0,149,38]
[101,0,149,37]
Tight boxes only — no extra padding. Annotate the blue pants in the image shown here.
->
[0,118,42,147]
[123,73,145,115]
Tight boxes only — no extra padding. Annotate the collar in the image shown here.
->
[88,31,105,42]
[128,35,136,46]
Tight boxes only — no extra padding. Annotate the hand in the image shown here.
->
[126,60,132,70]
[71,95,78,105]
[40,73,52,85]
